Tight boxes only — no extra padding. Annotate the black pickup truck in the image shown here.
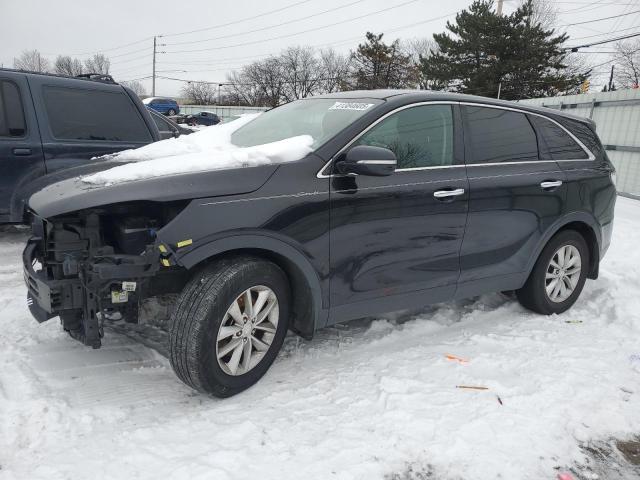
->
[0,69,160,224]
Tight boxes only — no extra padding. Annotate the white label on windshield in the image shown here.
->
[329,102,375,111]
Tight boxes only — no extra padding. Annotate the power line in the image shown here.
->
[43,37,153,57]
[565,31,640,49]
[161,0,315,38]
[155,12,457,74]
[570,24,640,41]
[164,0,421,54]
[164,0,368,46]
[562,9,640,26]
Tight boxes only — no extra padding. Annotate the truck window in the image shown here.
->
[464,106,538,163]
[528,115,588,160]
[43,86,152,142]
[0,80,26,137]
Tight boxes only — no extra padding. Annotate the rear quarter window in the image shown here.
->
[528,115,589,160]
[43,86,152,142]
[0,80,27,138]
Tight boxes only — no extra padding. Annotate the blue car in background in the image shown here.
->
[142,97,180,116]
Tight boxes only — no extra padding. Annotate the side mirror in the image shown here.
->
[336,145,396,177]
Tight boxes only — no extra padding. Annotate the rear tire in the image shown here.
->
[516,230,589,315]
[167,108,176,116]
[168,256,290,397]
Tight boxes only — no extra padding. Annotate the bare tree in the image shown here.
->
[181,81,217,104]
[84,54,110,74]
[402,37,437,66]
[614,40,640,88]
[227,57,285,107]
[520,0,558,29]
[319,48,351,93]
[402,37,438,89]
[121,80,147,97]
[226,69,263,106]
[54,55,84,76]
[280,46,322,102]
[13,49,50,72]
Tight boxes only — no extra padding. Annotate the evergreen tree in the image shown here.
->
[422,0,587,99]
[349,32,418,90]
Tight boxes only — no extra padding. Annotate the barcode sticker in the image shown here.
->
[328,102,375,111]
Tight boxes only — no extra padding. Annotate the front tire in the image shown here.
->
[169,256,290,397]
[167,108,176,116]
[516,230,589,315]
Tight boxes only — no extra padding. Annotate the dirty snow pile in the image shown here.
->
[1,197,639,480]
[82,114,313,185]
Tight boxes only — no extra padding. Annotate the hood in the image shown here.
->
[28,164,278,218]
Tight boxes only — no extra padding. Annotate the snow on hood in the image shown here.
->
[82,113,313,186]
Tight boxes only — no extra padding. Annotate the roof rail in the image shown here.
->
[75,73,116,84]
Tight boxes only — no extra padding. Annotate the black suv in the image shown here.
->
[22,90,616,397]
[0,69,160,223]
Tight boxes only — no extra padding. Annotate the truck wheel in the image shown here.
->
[169,256,290,397]
[516,230,589,315]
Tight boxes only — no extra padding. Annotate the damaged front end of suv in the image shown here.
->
[22,162,286,351]
[24,201,186,348]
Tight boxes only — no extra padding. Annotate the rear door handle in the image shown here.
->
[540,180,563,189]
[12,148,32,156]
[434,188,465,199]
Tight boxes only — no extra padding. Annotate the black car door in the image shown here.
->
[456,104,568,297]
[0,75,45,222]
[328,103,469,322]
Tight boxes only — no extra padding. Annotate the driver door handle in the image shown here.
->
[434,188,465,199]
[540,180,563,189]
[12,148,32,156]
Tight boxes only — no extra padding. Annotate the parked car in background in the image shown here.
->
[0,68,160,224]
[142,97,180,116]
[186,111,221,126]
[22,91,616,397]
[149,109,193,139]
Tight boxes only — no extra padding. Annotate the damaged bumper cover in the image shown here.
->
[23,232,163,348]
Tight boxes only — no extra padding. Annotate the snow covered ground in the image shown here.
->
[1,198,639,480]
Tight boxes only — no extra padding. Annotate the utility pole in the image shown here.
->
[496,0,503,15]
[608,65,615,91]
[152,36,157,96]
[497,81,502,99]
[152,36,166,96]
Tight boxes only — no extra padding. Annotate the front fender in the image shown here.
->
[170,232,327,334]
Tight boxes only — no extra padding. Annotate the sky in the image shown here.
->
[1,0,638,97]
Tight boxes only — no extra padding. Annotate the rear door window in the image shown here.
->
[528,115,588,160]
[0,80,27,137]
[43,86,152,142]
[354,104,454,169]
[464,106,538,163]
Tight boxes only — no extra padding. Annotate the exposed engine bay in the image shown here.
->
[24,202,189,348]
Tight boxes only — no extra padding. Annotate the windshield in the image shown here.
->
[231,98,382,149]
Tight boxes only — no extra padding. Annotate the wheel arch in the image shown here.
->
[176,235,327,339]
[527,212,602,281]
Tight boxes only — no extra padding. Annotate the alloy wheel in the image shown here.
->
[545,244,582,303]
[215,285,279,376]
